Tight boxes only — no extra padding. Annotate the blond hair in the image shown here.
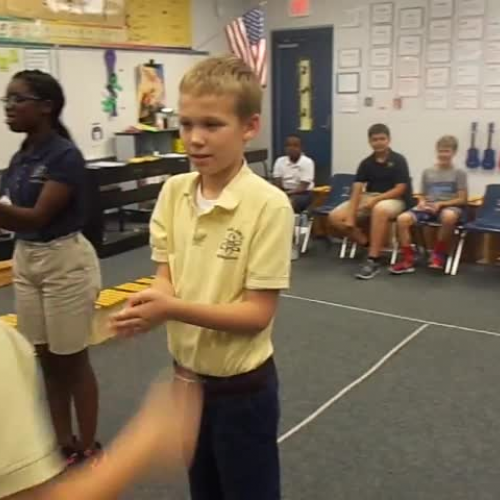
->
[436,135,459,152]
[179,55,262,120]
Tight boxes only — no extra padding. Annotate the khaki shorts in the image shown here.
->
[13,233,102,355]
[333,193,405,221]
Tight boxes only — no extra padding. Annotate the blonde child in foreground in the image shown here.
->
[1,322,202,500]
[390,135,468,274]
[111,55,294,500]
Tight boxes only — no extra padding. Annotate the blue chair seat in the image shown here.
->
[449,184,500,275]
[464,220,500,233]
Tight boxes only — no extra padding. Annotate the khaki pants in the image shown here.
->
[13,233,101,355]
[332,193,405,221]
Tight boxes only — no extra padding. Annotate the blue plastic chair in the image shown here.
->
[313,174,355,215]
[312,173,355,258]
[451,184,500,275]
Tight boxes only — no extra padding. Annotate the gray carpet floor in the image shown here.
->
[2,241,500,499]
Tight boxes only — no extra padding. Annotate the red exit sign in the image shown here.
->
[289,0,310,17]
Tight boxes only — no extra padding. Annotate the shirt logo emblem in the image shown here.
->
[30,164,48,183]
[217,228,243,260]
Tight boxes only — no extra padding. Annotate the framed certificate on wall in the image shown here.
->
[400,8,424,30]
[369,69,392,89]
[336,72,360,93]
[371,2,394,24]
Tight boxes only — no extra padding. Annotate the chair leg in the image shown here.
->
[349,242,357,259]
[445,254,453,275]
[301,220,313,254]
[445,230,459,275]
[451,231,467,276]
[390,224,399,265]
[340,237,348,258]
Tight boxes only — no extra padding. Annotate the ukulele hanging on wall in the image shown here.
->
[466,122,480,169]
[482,122,496,170]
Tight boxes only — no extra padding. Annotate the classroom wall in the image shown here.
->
[0,0,247,169]
[256,0,500,196]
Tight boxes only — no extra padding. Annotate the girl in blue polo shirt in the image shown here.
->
[0,70,101,464]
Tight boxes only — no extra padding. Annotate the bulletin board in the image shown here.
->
[0,0,192,49]
[0,0,126,27]
[126,0,192,48]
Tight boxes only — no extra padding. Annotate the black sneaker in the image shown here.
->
[81,441,103,466]
[63,440,102,468]
[355,259,380,280]
[60,435,79,465]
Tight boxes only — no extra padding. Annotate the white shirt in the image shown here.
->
[196,184,217,214]
[272,154,315,191]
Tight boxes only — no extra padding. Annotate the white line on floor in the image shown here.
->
[277,323,429,444]
[282,294,500,338]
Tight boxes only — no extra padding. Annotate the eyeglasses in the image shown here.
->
[1,95,42,105]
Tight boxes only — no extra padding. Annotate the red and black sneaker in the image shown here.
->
[390,259,416,275]
[429,252,446,270]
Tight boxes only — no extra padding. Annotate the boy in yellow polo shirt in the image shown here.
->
[111,56,294,500]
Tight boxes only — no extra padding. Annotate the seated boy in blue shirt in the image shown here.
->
[390,135,468,274]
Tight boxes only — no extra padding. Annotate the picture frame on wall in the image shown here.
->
[427,42,452,63]
[399,7,424,30]
[425,67,451,88]
[398,35,423,56]
[455,65,481,86]
[398,77,420,97]
[371,25,393,46]
[371,2,394,25]
[487,19,500,41]
[429,19,453,41]
[370,47,393,67]
[425,90,449,110]
[456,40,482,62]
[458,17,484,40]
[398,56,421,77]
[458,0,485,18]
[338,48,362,69]
[369,69,393,89]
[430,0,454,19]
[486,41,500,64]
[336,72,360,94]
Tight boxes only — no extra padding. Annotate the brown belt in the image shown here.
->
[174,357,276,397]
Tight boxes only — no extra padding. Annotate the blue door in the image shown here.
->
[272,27,333,185]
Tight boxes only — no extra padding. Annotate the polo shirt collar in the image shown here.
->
[371,149,394,165]
[287,154,302,165]
[184,162,252,211]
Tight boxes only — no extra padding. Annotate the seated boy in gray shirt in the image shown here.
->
[390,135,468,274]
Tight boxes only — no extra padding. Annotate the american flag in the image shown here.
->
[225,7,267,87]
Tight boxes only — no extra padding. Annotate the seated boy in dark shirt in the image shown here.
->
[328,123,411,280]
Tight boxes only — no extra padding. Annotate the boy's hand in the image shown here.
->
[364,197,377,210]
[345,213,356,229]
[432,202,444,213]
[110,289,175,337]
[130,376,203,468]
